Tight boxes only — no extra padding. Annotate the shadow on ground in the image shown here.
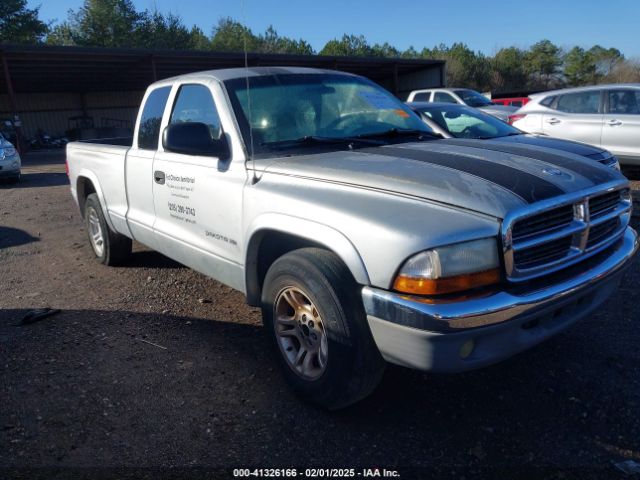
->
[0,226,39,249]
[121,250,184,269]
[0,172,69,189]
[1,306,638,477]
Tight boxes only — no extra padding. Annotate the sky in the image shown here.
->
[29,0,640,57]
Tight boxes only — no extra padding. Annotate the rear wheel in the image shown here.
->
[262,248,385,410]
[84,193,131,265]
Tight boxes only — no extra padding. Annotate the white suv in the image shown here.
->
[510,84,640,166]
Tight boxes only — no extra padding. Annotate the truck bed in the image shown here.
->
[66,139,131,236]
[78,137,133,147]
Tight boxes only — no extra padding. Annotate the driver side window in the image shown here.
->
[170,84,222,139]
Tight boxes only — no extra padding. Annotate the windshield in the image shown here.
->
[418,104,520,139]
[224,73,433,155]
[453,89,493,107]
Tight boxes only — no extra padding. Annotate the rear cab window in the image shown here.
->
[137,86,171,150]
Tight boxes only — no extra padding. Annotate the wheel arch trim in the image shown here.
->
[244,213,370,306]
[75,170,116,232]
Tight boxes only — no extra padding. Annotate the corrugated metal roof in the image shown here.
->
[0,44,445,94]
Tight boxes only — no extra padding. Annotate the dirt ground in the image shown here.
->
[1,151,639,479]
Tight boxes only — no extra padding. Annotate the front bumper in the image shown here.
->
[362,227,638,373]
[0,158,21,178]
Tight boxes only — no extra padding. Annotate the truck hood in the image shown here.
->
[259,141,621,219]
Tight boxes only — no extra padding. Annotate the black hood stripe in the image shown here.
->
[362,146,564,204]
[439,138,614,184]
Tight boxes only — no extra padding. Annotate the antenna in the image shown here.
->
[241,0,258,185]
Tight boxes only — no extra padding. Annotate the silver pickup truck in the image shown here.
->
[67,67,638,409]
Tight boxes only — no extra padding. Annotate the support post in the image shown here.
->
[393,63,399,97]
[1,52,24,155]
[150,55,157,82]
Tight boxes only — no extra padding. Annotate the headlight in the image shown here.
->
[600,154,620,170]
[1,146,16,157]
[393,238,501,295]
[611,156,621,171]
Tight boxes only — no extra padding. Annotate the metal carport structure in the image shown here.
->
[0,44,445,152]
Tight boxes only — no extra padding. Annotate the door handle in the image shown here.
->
[546,118,561,125]
[607,119,623,126]
[154,170,165,185]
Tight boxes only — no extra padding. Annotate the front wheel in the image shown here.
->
[262,248,385,410]
[84,193,131,265]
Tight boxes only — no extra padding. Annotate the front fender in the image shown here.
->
[244,213,370,306]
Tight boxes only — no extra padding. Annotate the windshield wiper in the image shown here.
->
[476,132,522,140]
[261,135,384,149]
[355,128,441,141]
[491,132,522,139]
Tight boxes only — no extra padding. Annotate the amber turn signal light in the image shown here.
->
[393,268,501,295]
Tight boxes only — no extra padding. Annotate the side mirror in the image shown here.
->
[162,122,230,159]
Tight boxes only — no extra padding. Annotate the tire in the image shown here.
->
[84,193,131,266]
[9,175,20,184]
[262,248,385,410]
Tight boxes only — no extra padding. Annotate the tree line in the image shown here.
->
[3,0,639,92]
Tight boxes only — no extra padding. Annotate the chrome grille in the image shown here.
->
[513,235,573,269]
[502,183,632,282]
[590,191,620,218]
[512,205,574,241]
[587,218,620,248]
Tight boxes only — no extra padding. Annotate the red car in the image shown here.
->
[491,97,529,108]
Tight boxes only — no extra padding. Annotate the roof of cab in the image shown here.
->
[152,66,354,86]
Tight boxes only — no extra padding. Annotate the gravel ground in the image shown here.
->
[1,152,639,479]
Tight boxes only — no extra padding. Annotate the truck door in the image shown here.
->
[125,85,171,249]
[151,82,245,287]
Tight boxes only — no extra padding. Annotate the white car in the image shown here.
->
[407,88,518,121]
[510,84,640,166]
[0,132,21,182]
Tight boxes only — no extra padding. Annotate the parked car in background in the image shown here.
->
[407,87,518,121]
[491,97,530,108]
[409,102,620,170]
[510,84,640,166]
[0,132,21,182]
